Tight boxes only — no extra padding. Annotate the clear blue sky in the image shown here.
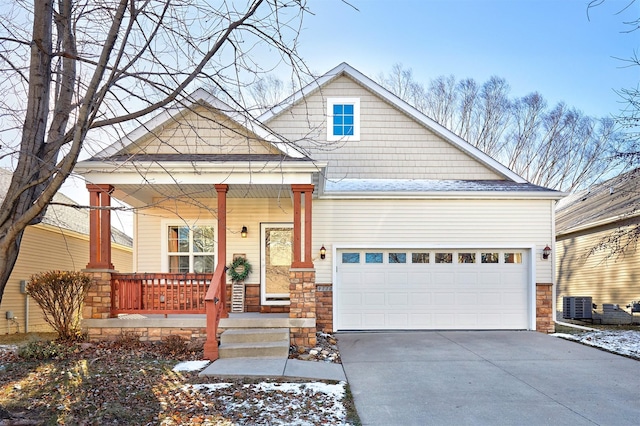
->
[296,0,639,118]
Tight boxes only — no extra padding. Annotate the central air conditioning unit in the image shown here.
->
[563,296,593,319]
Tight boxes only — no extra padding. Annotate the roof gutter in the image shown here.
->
[318,190,567,200]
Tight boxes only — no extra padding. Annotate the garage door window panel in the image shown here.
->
[458,253,476,264]
[365,252,383,263]
[435,253,453,263]
[504,252,523,264]
[481,253,499,263]
[342,253,360,263]
[412,252,430,263]
[389,253,407,263]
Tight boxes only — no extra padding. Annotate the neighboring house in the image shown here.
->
[556,168,640,315]
[74,62,563,342]
[0,168,133,333]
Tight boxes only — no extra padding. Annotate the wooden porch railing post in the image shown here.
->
[204,264,225,360]
[215,184,228,318]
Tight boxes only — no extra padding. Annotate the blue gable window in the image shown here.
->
[333,104,355,136]
[328,98,360,141]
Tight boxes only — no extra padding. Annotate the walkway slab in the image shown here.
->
[199,357,286,378]
[198,357,346,382]
[284,359,346,381]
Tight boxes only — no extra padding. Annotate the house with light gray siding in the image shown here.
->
[75,63,563,347]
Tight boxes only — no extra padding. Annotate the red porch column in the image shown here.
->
[215,184,229,318]
[86,184,114,270]
[291,184,314,268]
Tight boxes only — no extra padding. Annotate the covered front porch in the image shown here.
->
[81,174,321,360]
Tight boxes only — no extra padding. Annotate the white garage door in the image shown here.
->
[335,249,529,330]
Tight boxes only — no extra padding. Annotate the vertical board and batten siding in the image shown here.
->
[0,225,132,333]
[135,197,293,284]
[266,75,502,180]
[123,105,277,156]
[556,222,640,310]
[312,198,555,285]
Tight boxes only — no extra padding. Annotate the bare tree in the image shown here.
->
[424,75,457,130]
[588,0,639,163]
[376,64,623,192]
[0,0,311,304]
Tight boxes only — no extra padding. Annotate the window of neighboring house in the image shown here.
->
[167,225,215,273]
[327,98,360,141]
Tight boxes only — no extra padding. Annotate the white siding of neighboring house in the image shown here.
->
[135,197,293,284]
[312,198,555,286]
[123,105,278,156]
[265,75,503,180]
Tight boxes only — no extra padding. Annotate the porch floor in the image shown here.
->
[83,312,313,329]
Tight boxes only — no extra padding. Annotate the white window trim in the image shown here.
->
[160,220,217,273]
[327,97,360,141]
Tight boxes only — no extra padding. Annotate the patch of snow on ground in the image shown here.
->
[189,381,349,425]
[172,360,210,372]
[552,330,640,359]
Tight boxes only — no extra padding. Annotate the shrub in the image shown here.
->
[114,331,142,350]
[159,334,188,356]
[26,270,92,341]
[18,340,73,360]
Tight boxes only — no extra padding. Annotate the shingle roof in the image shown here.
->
[324,178,561,194]
[556,168,640,235]
[0,169,132,247]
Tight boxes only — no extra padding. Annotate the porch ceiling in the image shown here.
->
[113,183,293,206]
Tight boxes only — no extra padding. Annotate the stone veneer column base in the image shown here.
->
[536,283,555,333]
[83,270,115,320]
[289,268,317,347]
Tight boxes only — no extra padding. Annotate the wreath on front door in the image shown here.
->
[228,257,252,282]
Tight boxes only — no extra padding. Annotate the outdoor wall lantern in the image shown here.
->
[542,245,551,260]
[320,245,327,260]
[241,226,248,238]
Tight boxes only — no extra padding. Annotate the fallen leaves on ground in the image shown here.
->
[0,341,353,425]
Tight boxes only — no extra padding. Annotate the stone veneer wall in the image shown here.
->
[536,283,555,333]
[315,284,333,332]
[289,269,316,347]
[83,270,113,320]
[85,325,207,342]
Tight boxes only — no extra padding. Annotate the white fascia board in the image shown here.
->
[96,88,306,159]
[260,62,526,183]
[84,171,313,185]
[77,161,325,185]
[318,191,567,200]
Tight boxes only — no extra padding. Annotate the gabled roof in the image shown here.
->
[93,88,306,160]
[259,62,526,183]
[556,168,640,235]
[322,178,562,199]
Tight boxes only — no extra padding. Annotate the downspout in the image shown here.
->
[25,294,29,333]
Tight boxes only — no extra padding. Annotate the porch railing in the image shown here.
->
[204,264,226,360]
[110,273,212,316]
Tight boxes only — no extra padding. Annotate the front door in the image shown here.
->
[261,223,293,305]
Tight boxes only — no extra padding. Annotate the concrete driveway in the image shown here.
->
[338,331,640,425]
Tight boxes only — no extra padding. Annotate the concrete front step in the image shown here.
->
[221,328,289,344]
[219,340,290,359]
